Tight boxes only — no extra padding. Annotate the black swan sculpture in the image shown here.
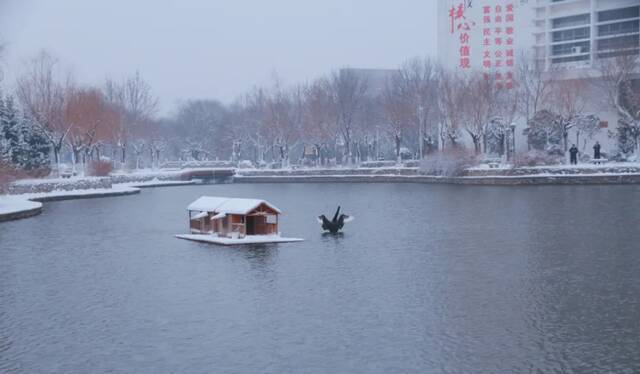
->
[317,206,354,234]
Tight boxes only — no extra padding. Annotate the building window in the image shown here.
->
[552,14,590,29]
[597,35,640,55]
[552,55,591,64]
[552,27,590,42]
[598,20,639,37]
[598,7,639,23]
[552,41,590,56]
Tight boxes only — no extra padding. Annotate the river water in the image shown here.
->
[1,183,639,373]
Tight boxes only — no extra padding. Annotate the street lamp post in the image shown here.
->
[418,105,424,159]
[509,123,516,162]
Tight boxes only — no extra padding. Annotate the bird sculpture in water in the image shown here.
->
[317,206,354,234]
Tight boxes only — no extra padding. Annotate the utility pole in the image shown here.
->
[418,105,423,159]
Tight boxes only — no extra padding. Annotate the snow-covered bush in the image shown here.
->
[402,160,420,168]
[86,160,113,177]
[419,149,479,176]
[612,119,640,157]
[523,110,563,152]
[0,161,25,193]
[360,160,397,168]
[237,160,254,169]
[513,150,563,167]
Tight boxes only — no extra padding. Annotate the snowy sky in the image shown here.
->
[0,0,438,115]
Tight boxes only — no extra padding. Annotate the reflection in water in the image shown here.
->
[1,184,639,373]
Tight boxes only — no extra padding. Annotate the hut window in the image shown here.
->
[266,215,277,224]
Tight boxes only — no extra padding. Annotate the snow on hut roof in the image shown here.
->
[187,196,229,212]
[191,211,209,220]
[187,196,282,215]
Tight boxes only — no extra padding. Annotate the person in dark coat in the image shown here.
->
[593,141,601,160]
[569,144,579,165]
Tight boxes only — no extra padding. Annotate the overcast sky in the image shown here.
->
[0,0,437,114]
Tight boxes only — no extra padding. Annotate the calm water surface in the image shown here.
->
[1,183,639,373]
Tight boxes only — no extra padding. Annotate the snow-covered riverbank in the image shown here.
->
[6,163,640,223]
[0,185,140,222]
[0,176,200,223]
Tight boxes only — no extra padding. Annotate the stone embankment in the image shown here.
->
[236,165,640,185]
[5,164,640,223]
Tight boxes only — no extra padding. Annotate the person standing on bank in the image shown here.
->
[569,144,579,165]
[593,141,601,160]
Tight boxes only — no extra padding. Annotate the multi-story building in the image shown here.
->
[437,0,639,155]
[437,0,639,74]
[533,0,639,71]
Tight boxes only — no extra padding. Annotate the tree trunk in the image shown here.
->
[473,137,482,154]
[395,134,401,164]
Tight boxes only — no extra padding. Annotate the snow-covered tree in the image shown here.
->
[438,69,465,148]
[596,54,640,154]
[16,114,50,171]
[573,114,601,152]
[382,75,411,163]
[550,79,589,153]
[1,96,21,165]
[523,110,563,153]
[328,69,368,165]
[0,94,50,171]
[15,51,71,170]
[302,78,336,166]
[0,95,11,162]
[103,71,158,165]
[485,117,510,156]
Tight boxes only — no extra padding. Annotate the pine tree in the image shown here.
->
[2,96,23,166]
[0,95,9,162]
[614,119,640,157]
[18,114,51,170]
[2,96,21,164]
[0,94,51,171]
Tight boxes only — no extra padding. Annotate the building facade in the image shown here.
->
[533,0,639,71]
[438,0,639,75]
[437,0,639,157]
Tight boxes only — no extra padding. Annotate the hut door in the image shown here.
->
[246,216,256,235]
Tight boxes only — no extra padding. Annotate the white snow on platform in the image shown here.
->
[0,185,140,220]
[0,197,42,215]
[116,179,195,188]
[175,234,304,246]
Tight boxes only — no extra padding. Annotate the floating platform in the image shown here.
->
[175,234,304,246]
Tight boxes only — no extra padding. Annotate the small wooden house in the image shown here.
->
[187,196,281,238]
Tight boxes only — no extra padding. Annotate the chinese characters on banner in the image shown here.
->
[449,3,476,70]
[481,3,516,89]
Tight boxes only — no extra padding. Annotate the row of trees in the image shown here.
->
[1,48,638,175]
[9,51,159,173]
[175,53,638,167]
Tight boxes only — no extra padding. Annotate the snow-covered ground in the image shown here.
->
[115,178,196,188]
[0,197,42,216]
[11,176,106,186]
[111,168,183,177]
[462,172,640,179]
[23,185,140,199]
[520,162,640,170]
[175,234,304,245]
[0,185,140,221]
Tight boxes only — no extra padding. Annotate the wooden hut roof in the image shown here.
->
[187,196,282,215]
